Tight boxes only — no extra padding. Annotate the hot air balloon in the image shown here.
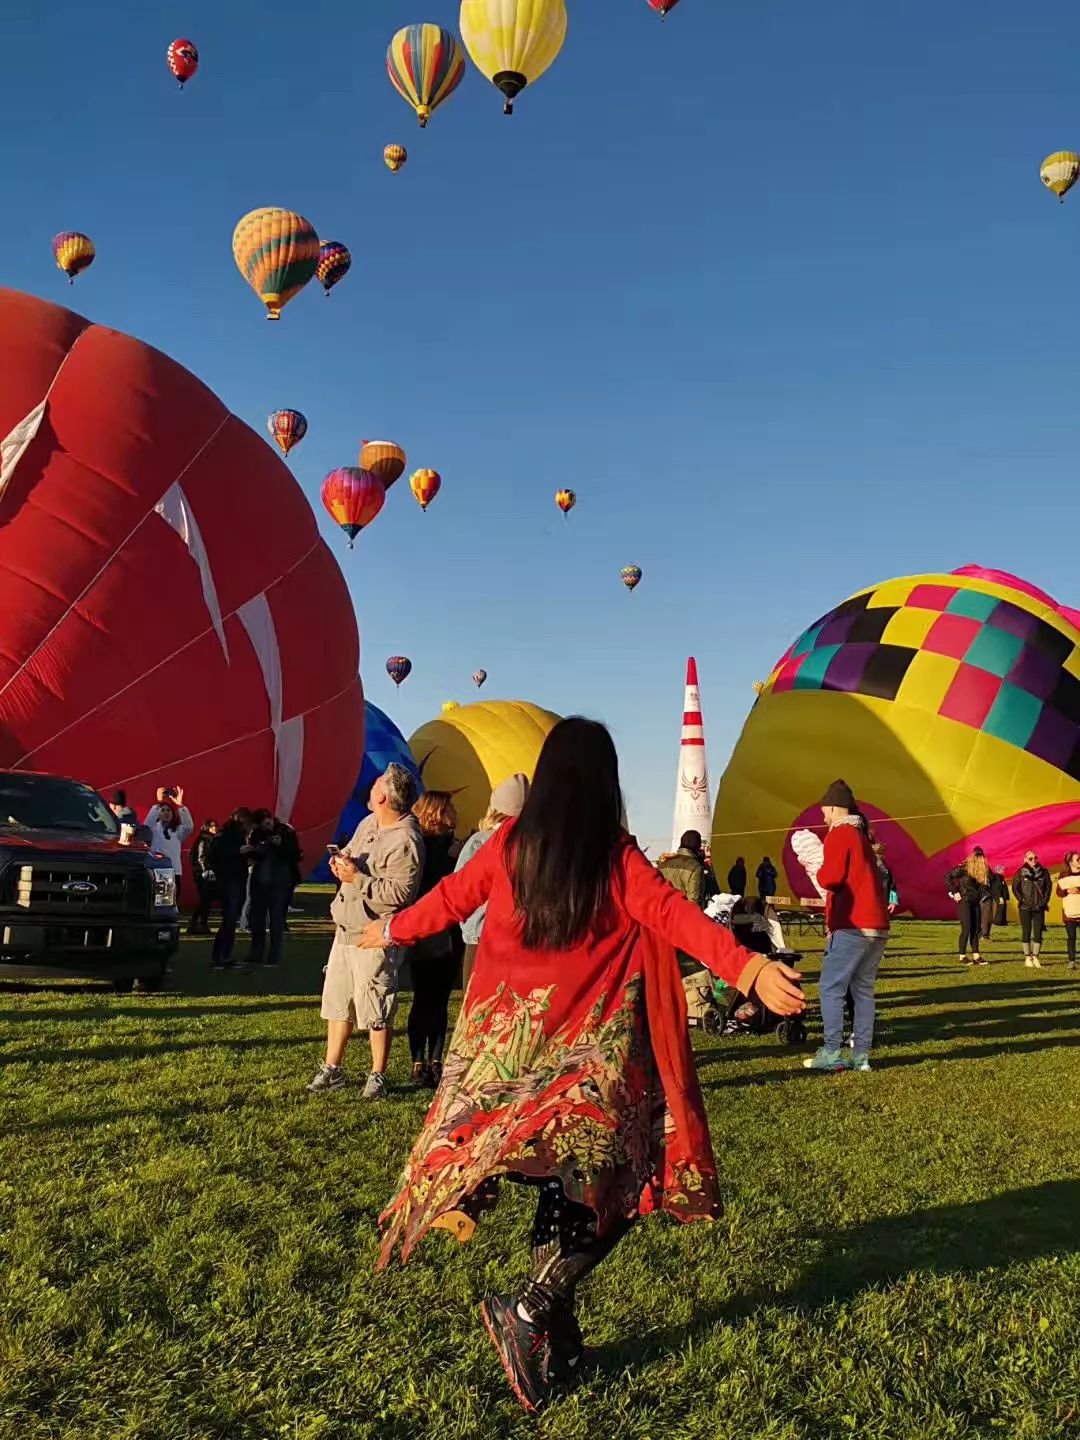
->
[52,233,95,284]
[232,208,320,320]
[1040,151,1080,203]
[166,37,199,87]
[621,565,642,593]
[714,565,1080,920]
[647,0,681,15]
[360,440,407,490]
[387,655,413,688]
[555,488,576,515]
[387,24,466,128]
[0,286,364,866]
[267,409,308,459]
[473,670,488,688]
[316,240,351,296]
[384,144,408,173]
[409,699,561,836]
[410,467,441,512]
[459,0,567,115]
[321,467,385,548]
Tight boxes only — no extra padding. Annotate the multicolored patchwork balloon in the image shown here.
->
[410,467,442,512]
[621,565,642,593]
[52,232,95,283]
[384,144,408,173]
[232,208,320,320]
[316,240,352,296]
[387,24,466,128]
[167,38,199,87]
[386,655,413,687]
[714,566,1080,920]
[555,489,576,515]
[321,467,384,548]
[267,410,308,459]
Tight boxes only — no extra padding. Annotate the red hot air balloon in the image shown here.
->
[386,656,412,687]
[647,0,681,15]
[0,287,364,862]
[321,467,384,548]
[167,38,199,87]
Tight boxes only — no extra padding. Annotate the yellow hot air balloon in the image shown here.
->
[232,208,320,320]
[410,699,561,835]
[459,0,567,115]
[384,144,408,173]
[1040,151,1080,203]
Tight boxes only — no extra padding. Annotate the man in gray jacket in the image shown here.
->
[308,764,425,1099]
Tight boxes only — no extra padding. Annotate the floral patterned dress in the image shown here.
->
[379,829,768,1267]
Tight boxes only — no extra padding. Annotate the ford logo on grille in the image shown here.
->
[62,880,98,895]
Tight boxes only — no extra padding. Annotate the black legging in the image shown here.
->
[957,898,982,956]
[519,1179,635,1324]
[1067,920,1079,964]
[408,936,458,1065]
[1020,909,1046,947]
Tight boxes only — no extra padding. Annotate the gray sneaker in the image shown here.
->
[362,1071,389,1101]
[307,1063,346,1094]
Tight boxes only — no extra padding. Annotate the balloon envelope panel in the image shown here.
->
[409,699,560,837]
[714,568,1080,918]
[0,288,363,861]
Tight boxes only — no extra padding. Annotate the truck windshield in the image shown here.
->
[0,776,119,835]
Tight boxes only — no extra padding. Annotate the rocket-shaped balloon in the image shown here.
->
[671,657,712,851]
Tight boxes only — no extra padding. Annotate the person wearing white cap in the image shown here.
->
[454,774,529,992]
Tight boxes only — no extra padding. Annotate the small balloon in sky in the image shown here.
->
[384,144,408,173]
[167,38,199,88]
[410,467,442,512]
[387,656,413,688]
[267,409,308,459]
[621,564,643,593]
[555,489,576,515]
[52,232,95,283]
[316,240,352,296]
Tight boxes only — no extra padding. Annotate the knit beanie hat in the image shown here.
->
[820,778,856,811]
[491,772,529,818]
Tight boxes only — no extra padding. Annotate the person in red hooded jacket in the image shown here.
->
[356,718,804,1415]
[804,779,889,1076]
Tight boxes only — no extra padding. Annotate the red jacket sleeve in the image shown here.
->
[621,844,771,995]
[816,829,850,892]
[388,830,502,945]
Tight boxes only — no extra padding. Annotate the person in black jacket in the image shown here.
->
[727,856,747,896]
[245,810,301,968]
[945,848,991,966]
[210,807,252,969]
[988,867,1009,931]
[407,791,461,1088]
[188,818,219,935]
[1012,850,1052,968]
[756,856,778,900]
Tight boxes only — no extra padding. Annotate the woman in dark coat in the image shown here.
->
[188,819,219,934]
[407,791,461,1088]
[1012,850,1052,968]
[945,848,991,966]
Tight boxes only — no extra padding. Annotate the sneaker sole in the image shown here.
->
[480,1300,541,1415]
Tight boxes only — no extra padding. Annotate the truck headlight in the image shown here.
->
[152,868,177,909]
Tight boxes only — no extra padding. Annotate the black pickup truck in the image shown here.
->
[0,772,180,992]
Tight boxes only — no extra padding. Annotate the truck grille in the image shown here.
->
[0,864,148,914]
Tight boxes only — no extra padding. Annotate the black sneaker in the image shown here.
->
[480,1294,582,1414]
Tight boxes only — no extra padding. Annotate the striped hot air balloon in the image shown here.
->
[386,655,413,687]
[387,24,466,128]
[316,240,352,296]
[360,440,407,490]
[52,232,95,283]
[555,488,576,515]
[621,564,642,593]
[410,467,442,512]
[384,144,408,173]
[232,208,320,320]
[321,467,384,548]
[267,409,308,459]
[1040,151,1080,203]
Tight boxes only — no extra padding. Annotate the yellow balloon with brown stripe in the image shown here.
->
[1040,151,1080,203]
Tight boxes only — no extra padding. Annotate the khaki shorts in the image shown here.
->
[320,936,402,1031]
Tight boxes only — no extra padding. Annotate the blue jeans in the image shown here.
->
[819,930,887,1053]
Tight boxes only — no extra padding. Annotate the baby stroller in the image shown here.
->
[684,897,809,1046]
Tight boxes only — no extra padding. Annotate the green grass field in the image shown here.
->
[1,899,1079,1439]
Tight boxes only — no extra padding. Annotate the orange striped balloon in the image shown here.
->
[232,208,320,320]
[360,439,407,490]
[384,144,408,173]
[409,467,442,512]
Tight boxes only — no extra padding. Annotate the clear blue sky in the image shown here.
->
[3,0,1078,850]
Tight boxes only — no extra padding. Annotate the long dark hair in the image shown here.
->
[508,718,624,950]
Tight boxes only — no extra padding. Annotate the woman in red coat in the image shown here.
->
[357,718,804,1414]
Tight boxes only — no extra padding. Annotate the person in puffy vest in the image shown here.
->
[1012,851,1052,968]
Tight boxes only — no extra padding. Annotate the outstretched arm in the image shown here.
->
[621,845,801,1011]
[382,831,503,946]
